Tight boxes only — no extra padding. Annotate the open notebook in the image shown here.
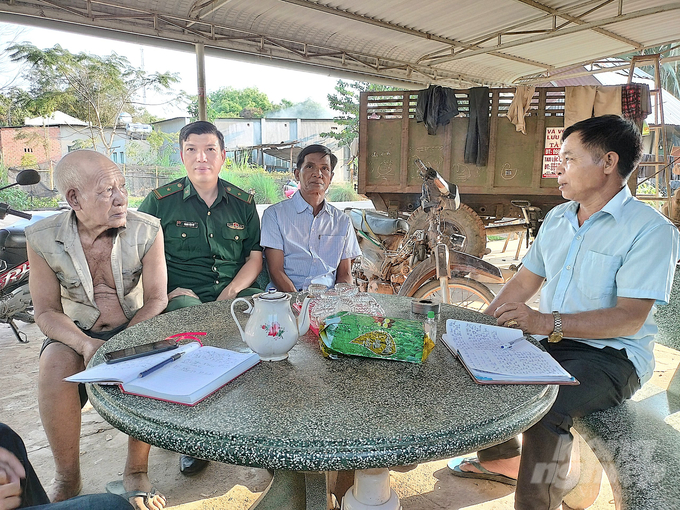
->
[442,319,578,385]
[66,342,260,405]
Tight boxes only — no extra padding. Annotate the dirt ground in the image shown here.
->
[2,237,678,509]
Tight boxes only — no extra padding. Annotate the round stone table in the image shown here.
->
[88,294,557,509]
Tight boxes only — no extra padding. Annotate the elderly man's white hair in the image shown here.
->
[54,150,110,198]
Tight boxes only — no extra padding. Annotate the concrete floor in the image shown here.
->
[2,221,679,509]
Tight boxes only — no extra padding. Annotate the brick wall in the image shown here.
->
[0,126,62,167]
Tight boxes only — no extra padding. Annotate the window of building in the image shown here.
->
[24,147,33,153]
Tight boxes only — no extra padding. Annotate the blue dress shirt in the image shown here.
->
[523,186,680,384]
[260,191,362,291]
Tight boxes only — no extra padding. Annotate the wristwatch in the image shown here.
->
[548,311,563,343]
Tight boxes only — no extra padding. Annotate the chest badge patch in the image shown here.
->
[226,222,245,230]
[176,220,198,228]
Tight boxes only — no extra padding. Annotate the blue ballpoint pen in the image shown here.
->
[139,352,184,378]
[500,337,524,349]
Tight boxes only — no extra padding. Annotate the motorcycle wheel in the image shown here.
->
[412,277,495,312]
[15,307,35,324]
[407,204,488,259]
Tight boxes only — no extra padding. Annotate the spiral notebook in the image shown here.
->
[442,319,578,385]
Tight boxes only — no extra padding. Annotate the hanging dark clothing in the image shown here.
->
[416,85,459,135]
[464,87,490,166]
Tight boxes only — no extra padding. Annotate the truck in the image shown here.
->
[358,87,574,258]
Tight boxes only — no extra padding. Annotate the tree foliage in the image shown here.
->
[8,43,178,154]
[322,80,400,149]
[188,86,294,121]
[0,87,33,126]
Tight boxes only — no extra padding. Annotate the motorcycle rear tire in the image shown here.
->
[412,277,495,312]
[15,308,35,323]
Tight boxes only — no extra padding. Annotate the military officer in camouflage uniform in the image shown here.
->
[138,120,263,475]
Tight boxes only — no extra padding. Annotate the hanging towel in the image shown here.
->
[565,85,623,128]
[506,85,536,134]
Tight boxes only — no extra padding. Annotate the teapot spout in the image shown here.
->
[297,295,312,336]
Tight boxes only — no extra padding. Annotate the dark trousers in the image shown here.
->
[0,423,132,509]
[464,87,490,166]
[477,340,640,510]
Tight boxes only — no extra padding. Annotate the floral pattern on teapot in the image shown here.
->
[262,321,285,338]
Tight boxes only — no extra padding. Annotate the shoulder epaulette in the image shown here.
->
[152,181,185,200]
[224,183,254,204]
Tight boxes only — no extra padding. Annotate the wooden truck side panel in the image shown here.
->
[359,88,568,220]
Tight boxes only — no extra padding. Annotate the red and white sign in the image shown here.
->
[542,127,564,178]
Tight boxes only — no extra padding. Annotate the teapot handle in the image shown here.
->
[230,297,253,344]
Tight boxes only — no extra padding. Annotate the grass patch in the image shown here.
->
[327,182,359,202]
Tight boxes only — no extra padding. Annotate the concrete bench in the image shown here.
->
[564,264,680,510]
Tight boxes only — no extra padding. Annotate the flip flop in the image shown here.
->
[447,457,517,486]
[106,480,166,508]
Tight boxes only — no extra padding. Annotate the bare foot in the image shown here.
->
[48,477,82,503]
[123,471,166,510]
[459,456,521,480]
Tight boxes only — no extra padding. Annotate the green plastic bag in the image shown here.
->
[319,312,435,363]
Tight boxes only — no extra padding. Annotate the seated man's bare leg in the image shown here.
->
[124,437,166,510]
[38,342,85,502]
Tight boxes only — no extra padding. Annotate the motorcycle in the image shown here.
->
[0,169,46,342]
[348,159,503,310]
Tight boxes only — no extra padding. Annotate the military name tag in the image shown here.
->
[226,222,245,230]
[176,220,198,228]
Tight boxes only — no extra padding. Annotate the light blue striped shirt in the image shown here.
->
[260,191,361,291]
[523,186,679,384]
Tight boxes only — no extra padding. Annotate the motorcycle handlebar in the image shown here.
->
[0,203,32,220]
[7,207,32,220]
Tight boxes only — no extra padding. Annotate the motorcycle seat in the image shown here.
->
[348,209,409,236]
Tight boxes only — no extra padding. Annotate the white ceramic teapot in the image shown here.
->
[230,290,312,361]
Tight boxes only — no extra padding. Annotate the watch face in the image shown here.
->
[548,332,563,343]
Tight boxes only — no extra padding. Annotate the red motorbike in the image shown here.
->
[0,169,44,342]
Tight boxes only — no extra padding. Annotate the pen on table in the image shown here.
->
[500,337,524,349]
[139,352,184,378]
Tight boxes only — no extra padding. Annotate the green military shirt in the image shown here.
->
[138,176,262,302]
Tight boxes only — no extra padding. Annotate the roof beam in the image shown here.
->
[187,0,236,28]
[278,0,549,68]
[514,0,643,48]
[426,3,680,65]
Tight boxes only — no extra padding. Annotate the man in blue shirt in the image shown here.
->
[450,115,680,510]
[260,144,360,291]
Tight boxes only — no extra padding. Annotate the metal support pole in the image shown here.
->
[196,43,207,121]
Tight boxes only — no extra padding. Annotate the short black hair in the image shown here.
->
[562,115,642,179]
[296,144,337,171]
[179,121,225,152]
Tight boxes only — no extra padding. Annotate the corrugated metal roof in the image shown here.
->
[2,0,680,88]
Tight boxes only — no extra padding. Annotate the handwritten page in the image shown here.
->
[443,320,577,385]
[127,347,251,396]
[66,343,260,405]
[65,342,201,384]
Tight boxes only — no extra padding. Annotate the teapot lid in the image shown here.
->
[257,289,290,301]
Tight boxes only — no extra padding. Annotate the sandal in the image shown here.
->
[447,457,517,486]
[106,480,166,509]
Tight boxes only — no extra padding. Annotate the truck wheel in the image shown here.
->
[408,204,487,258]
[412,277,495,312]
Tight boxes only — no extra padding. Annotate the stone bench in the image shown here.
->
[564,264,680,510]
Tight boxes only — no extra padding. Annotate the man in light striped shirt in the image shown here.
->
[260,144,361,291]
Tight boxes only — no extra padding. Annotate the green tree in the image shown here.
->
[321,80,400,149]
[0,87,33,126]
[9,43,179,155]
[188,86,293,121]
